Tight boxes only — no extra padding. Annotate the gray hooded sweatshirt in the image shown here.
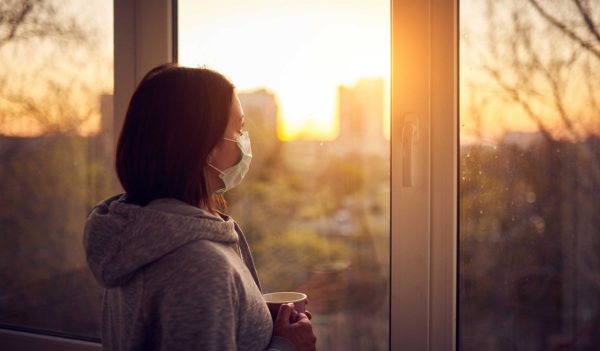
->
[83,194,295,351]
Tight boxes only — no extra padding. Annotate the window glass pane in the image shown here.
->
[179,1,390,349]
[0,0,113,339]
[460,1,600,349]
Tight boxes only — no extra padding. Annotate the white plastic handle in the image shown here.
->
[401,113,419,187]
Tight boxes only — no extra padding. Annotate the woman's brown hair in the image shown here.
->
[116,63,234,211]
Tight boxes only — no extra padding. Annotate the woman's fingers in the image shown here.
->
[275,303,294,326]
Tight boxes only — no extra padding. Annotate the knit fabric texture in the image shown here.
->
[83,194,295,351]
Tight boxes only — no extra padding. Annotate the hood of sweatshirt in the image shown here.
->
[83,194,239,288]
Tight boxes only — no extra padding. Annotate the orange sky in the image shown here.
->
[0,0,113,137]
[2,1,594,143]
[459,0,600,143]
[178,0,390,141]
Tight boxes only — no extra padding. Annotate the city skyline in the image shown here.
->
[237,77,389,142]
[178,0,390,141]
[0,76,390,142]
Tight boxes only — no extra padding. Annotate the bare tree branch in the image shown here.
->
[482,63,557,146]
[1,0,33,43]
[0,0,105,136]
[529,0,600,60]
[1,76,97,136]
[574,0,600,45]
[0,0,88,50]
[538,55,581,140]
[583,57,600,118]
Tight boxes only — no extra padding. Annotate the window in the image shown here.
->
[1,0,461,349]
[460,0,600,349]
[0,0,113,341]
[179,1,391,349]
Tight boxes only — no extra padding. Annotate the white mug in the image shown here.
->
[263,292,308,322]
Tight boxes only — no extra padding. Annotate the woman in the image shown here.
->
[83,64,317,351]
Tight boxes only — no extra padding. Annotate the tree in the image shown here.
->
[0,0,113,338]
[0,0,87,49]
[460,1,600,349]
[0,0,110,134]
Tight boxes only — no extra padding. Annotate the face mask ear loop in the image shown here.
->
[207,162,224,175]
[224,130,248,144]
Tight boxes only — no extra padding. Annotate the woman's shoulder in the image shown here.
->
[143,240,240,290]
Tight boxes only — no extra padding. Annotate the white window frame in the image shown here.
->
[391,0,457,349]
[0,0,457,349]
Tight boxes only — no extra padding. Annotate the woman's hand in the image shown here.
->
[272,303,317,351]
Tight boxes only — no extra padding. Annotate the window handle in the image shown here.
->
[401,113,419,187]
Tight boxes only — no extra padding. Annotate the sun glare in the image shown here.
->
[178,0,390,141]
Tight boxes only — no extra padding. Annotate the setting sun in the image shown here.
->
[178,0,390,141]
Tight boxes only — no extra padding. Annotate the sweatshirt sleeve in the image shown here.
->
[149,240,299,351]
[266,336,296,351]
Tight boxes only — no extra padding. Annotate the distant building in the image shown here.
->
[96,94,114,164]
[335,78,387,155]
[99,94,114,136]
[238,88,278,140]
[238,89,281,171]
[501,131,544,149]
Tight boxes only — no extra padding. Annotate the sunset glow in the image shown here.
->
[0,0,113,137]
[178,0,390,141]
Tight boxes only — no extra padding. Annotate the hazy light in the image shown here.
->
[178,0,390,141]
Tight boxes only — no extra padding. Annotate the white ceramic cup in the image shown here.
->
[263,292,308,322]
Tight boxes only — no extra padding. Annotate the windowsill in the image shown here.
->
[0,326,101,351]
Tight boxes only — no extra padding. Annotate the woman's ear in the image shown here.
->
[209,138,225,156]
[206,145,222,167]
[206,153,213,164]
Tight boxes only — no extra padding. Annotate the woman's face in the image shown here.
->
[209,93,245,172]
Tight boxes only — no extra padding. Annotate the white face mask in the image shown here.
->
[208,131,252,194]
